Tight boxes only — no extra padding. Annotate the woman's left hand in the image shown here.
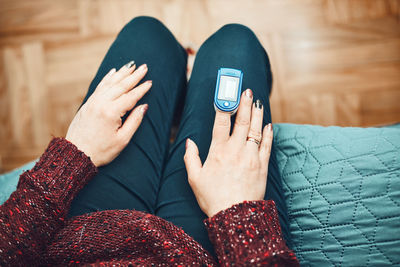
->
[66,61,152,167]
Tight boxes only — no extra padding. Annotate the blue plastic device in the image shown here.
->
[214,67,243,114]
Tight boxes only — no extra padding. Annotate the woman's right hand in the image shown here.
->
[184,89,273,218]
[66,61,152,167]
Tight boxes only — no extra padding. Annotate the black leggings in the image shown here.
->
[68,16,290,258]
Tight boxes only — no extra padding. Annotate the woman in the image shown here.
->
[0,16,298,266]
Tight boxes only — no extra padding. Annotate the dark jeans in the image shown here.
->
[68,16,290,258]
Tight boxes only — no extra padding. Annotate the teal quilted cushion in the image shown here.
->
[0,160,36,205]
[274,124,400,266]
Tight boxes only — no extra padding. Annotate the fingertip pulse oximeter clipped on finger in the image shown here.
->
[214,68,243,115]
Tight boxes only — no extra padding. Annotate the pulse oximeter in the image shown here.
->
[214,68,243,114]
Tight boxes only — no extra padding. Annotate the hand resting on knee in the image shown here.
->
[66,61,152,167]
[184,88,273,217]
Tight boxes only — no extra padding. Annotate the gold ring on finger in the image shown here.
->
[246,136,261,146]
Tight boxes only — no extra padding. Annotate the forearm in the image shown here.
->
[204,200,299,266]
[0,138,97,266]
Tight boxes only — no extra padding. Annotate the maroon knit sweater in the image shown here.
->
[0,138,298,266]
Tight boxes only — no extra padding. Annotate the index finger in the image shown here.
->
[211,109,231,144]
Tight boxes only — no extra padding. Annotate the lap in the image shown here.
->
[67,20,290,256]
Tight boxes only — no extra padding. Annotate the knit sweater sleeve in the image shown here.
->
[0,137,97,267]
[204,200,299,266]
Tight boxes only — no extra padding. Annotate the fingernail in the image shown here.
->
[186,138,190,149]
[245,89,253,98]
[147,80,152,85]
[255,99,262,109]
[267,123,272,131]
[109,68,116,74]
[138,64,147,71]
[142,104,148,114]
[124,60,135,68]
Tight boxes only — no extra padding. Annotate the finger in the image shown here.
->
[259,123,273,176]
[111,64,148,99]
[231,89,253,143]
[184,138,203,180]
[117,104,148,144]
[109,60,136,86]
[100,68,117,85]
[246,99,263,151]
[95,68,116,93]
[211,109,231,144]
[117,80,152,114]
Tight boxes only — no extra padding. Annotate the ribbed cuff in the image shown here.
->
[204,200,293,264]
[18,137,97,209]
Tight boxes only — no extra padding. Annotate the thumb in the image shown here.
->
[184,138,202,179]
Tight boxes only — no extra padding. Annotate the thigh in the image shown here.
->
[68,16,187,218]
[155,24,290,257]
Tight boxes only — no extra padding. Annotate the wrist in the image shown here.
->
[65,137,97,166]
[207,198,265,218]
[207,202,243,218]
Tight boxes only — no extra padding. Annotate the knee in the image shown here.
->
[215,23,257,43]
[203,23,264,56]
[123,16,166,33]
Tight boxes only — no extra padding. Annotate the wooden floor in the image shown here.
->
[0,0,399,173]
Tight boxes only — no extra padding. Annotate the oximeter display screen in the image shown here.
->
[217,75,239,101]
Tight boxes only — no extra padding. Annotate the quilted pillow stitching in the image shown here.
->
[274,124,400,266]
